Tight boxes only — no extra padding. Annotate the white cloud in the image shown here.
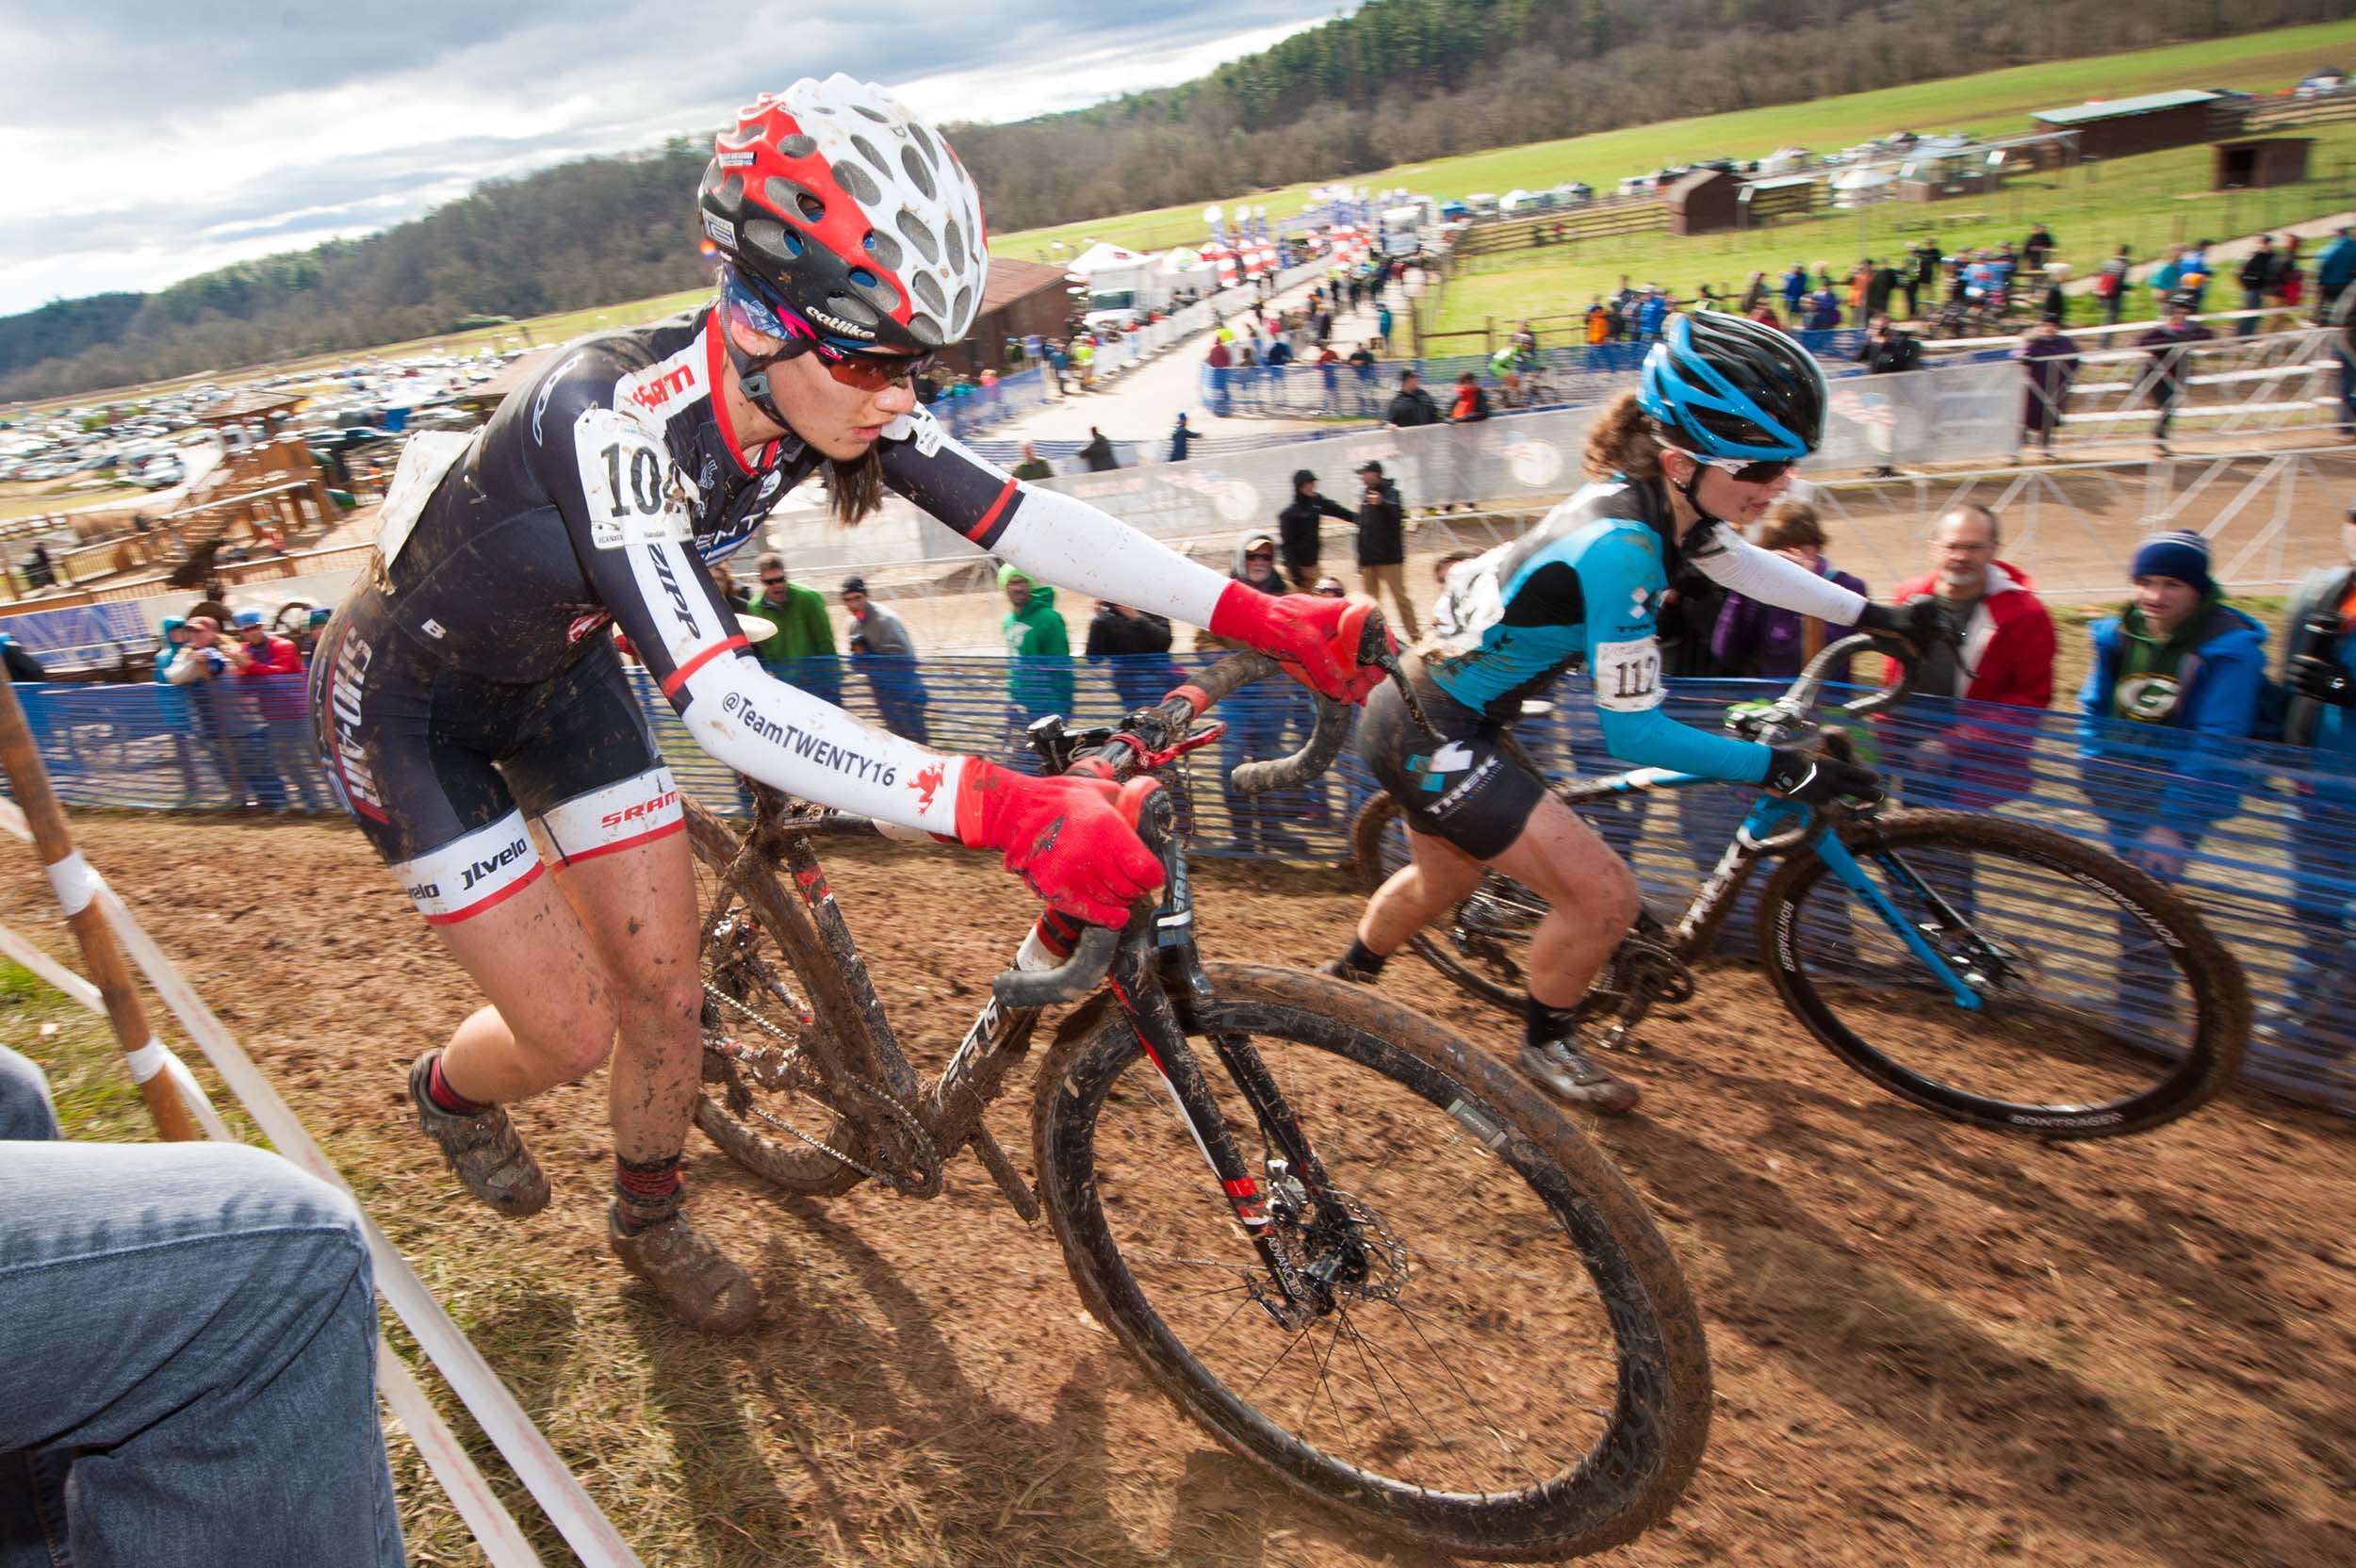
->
[0,2,1339,314]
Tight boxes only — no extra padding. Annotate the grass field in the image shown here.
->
[1426,127,2356,343]
[987,20,2356,265]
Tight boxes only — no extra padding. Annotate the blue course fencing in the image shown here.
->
[11,659,2350,1115]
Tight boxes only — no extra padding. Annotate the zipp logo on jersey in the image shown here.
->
[648,547,701,638]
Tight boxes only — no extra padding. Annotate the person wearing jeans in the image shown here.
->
[0,1045,404,1567]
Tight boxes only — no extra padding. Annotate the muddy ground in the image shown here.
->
[3,813,2352,1567]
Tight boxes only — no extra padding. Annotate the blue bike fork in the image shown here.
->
[1742,799,1985,1010]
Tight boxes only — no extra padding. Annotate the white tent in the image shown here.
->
[1066,241,1157,281]
[1829,166,1895,209]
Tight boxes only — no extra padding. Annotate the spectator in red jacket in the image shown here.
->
[1881,502,2056,808]
[225,609,324,811]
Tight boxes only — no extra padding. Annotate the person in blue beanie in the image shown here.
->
[2078,531,2267,879]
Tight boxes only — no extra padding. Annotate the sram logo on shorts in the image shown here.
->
[600,786,679,833]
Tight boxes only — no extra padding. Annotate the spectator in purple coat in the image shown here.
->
[1712,498,1870,686]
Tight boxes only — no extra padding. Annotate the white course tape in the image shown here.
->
[43,850,99,917]
[375,1348,545,1568]
[123,1035,169,1082]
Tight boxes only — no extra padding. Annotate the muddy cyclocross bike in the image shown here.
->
[684,630,1712,1561]
[1352,633,2250,1138]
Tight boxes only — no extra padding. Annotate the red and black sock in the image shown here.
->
[614,1152,684,1233]
[425,1053,490,1116]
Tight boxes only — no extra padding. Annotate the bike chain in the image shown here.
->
[701,980,944,1197]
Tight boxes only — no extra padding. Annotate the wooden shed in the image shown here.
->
[2031,90,2231,159]
[1666,169,1742,237]
[2215,137,2314,189]
[950,257,1075,375]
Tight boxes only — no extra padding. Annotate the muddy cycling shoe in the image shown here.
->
[406,1053,550,1216]
[1317,957,1379,985]
[1518,1038,1641,1115]
[608,1205,761,1333]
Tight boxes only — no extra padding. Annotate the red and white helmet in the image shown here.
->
[698,74,989,353]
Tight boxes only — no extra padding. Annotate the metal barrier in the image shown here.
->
[7,662,2349,1114]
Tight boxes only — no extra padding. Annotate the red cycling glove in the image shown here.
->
[1207,583,1394,704]
[953,761,1165,928]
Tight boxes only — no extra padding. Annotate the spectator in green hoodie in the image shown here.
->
[1000,564,1073,760]
[738,552,841,705]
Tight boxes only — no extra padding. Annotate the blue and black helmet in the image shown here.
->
[1638,312,1826,463]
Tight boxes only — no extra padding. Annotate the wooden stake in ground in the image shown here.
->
[0,677,201,1139]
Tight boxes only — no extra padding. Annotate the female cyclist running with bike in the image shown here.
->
[1324,313,1938,1113]
[311,76,1385,1331]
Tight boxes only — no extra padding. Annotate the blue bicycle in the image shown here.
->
[1352,634,2250,1137]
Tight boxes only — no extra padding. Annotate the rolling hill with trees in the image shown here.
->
[4,0,2350,400]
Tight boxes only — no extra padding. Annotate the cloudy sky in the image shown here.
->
[0,1,1339,316]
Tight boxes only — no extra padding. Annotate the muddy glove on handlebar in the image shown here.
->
[1206,585,1395,703]
[1854,596,1953,659]
[955,762,1164,928]
[1763,746,1885,808]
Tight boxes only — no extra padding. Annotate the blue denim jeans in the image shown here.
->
[0,1047,403,1568]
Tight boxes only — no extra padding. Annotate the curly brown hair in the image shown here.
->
[1582,391,1666,481]
[1756,498,1827,553]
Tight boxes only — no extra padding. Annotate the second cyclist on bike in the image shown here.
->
[1326,313,1939,1112]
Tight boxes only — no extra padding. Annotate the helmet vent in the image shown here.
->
[942,218,964,263]
[908,313,944,347]
[950,283,973,334]
[852,102,890,122]
[907,122,939,167]
[910,270,948,315]
[896,210,940,265]
[899,147,937,201]
[777,133,817,159]
[823,292,879,328]
[833,159,883,209]
[863,230,902,270]
[849,133,892,178]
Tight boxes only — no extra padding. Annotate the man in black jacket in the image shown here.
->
[1353,460,1418,640]
[1383,371,1441,428]
[1278,469,1358,589]
[1084,600,1178,712]
[2238,237,2278,337]
[1077,426,1119,471]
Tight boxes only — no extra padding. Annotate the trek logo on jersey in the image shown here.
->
[600,786,679,833]
[648,547,701,638]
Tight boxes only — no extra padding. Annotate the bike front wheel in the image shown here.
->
[1759,808,2250,1137]
[1032,963,1710,1560]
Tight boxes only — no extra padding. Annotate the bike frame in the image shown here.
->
[734,694,1371,1316]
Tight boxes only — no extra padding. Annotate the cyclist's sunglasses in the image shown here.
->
[720,271,937,392]
[1685,452,1796,485]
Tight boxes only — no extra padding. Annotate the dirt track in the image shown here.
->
[5,813,2355,1567]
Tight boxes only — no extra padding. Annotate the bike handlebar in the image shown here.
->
[1742,630,1912,744]
[991,923,1121,1007]
[984,609,1397,1006]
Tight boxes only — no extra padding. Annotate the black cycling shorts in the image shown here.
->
[1357,660,1547,862]
[308,586,683,925]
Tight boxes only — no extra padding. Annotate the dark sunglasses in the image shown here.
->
[760,575,787,585]
[722,270,937,391]
[1689,453,1796,485]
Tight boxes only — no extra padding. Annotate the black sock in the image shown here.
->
[1524,995,1579,1051]
[1341,938,1388,976]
